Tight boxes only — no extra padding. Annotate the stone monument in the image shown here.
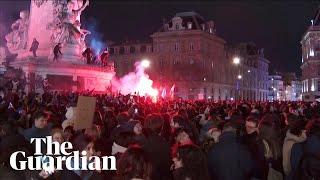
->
[5,0,114,93]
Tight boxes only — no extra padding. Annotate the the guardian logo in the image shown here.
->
[10,136,116,173]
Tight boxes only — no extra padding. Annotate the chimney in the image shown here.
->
[187,22,192,29]
[201,23,205,31]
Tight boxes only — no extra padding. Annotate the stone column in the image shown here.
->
[72,75,77,92]
[27,0,55,58]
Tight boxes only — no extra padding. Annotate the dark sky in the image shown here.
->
[0,0,319,74]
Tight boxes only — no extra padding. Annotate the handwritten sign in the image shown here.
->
[74,96,96,130]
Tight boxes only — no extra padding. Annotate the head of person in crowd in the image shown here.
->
[258,120,282,160]
[172,144,209,180]
[33,111,49,129]
[306,116,320,136]
[117,145,153,180]
[172,128,193,146]
[205,121,223,143]
[285,113,300,126]
[116,112,130,126]
[63,126,74,142]
[85,125,101,141]
[288,119,307,139]
[0,121,17,137]
[222,121,237,134]
[123,120,143,135]
[51,128,64,145]
[245,115,259,135]
[144,113,164,135]
[72,134,95,159]
[161,113,172,141]
[112,131,135,156]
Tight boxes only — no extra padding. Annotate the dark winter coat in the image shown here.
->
[207,131,254,180]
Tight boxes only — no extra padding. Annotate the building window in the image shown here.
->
[130,46,135,53]
[174,43,179,51]
[189,43,194,51]
[189,58,194,64]
[119,47,125,54]
[310,49,315,57]
[187,22,192,29]
[140,45,146,53]
[109,48,114,55]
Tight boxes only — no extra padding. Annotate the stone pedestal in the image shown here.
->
[10,58,115,93]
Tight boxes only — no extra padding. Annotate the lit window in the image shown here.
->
[311,78,315,91]
[310,49,314,57]
[174,43,179,51]
[189,43,194,51]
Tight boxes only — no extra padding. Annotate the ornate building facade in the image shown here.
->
[301,9,320,101]
[110,12,269,100]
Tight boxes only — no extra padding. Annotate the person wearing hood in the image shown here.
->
[283,119,307,178]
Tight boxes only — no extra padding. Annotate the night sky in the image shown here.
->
[0,0,319,75]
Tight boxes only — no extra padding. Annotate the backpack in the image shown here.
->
[295,150,320,180]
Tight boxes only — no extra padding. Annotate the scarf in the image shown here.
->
[111,142,127,155]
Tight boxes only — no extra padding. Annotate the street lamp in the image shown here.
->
[232,56,241,100]
[233,57,240,65]
[141,59,150,68]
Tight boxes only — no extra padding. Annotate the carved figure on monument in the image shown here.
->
[34,0,48,8]
[0,47,6,66]
[58,0,89,45]
[5,10,29,54]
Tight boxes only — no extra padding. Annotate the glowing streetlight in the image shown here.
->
[237,74,242,79]
[141,59,150,68]
[247,70,251,73]
[233,57,240,65]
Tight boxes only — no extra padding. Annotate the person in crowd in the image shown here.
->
[112,131,136,158]
[100,49,109,67]
[53,43,62,62]
[61,134,98,179]
[293,117,320,179]
[110,112,130,140]
[141,113,171,180]
[207,121,254,180]
[283,119,307,178]
[116,144,153,180]
[172,144,209,180]
[30,38,39,57]
[201,120,222,153]
[82,47,94,64]
[23,110,52,141]
[258,118,283,179]
[242,115,268,180]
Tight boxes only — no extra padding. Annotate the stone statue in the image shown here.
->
[0,47,6,65]
[57,0,89,45]
[5,10,29,54]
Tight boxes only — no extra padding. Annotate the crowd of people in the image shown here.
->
[0,88,319,180]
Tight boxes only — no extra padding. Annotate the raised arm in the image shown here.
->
[74,0,89,14]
